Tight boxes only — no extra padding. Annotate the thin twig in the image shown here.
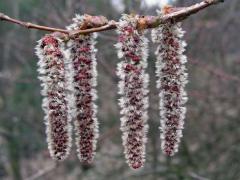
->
[0,0,224,37]
[161,0,224,23]
[25,163,58,180]
[189,172,210,180]
[0,13,68,34]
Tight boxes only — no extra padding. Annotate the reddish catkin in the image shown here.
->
[115,15,149,169]
[152,11,188,156]
[67,15,99,163]
[36,33,72,161]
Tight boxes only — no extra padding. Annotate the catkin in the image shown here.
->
[152,14,188,156]
[67,15,99,163]
[36,33,72,160]
[116,14,149,169]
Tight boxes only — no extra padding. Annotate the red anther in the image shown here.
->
[124,26,134,34]
[133,36,140,43]
[78,57,91,64]
[125,64,135,72]
[118,35,125,42]
[79,47,91,52]
[132,55,140,62]
[42,35,58,48]
[131,161,142,169]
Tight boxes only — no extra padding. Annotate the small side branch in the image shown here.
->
[0,13,69,34]
[161,0,224,22]
[25,163,58,180]
[0,0,224,37]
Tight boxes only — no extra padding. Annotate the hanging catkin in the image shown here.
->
[115,14,149,169]
[152,11,188,156]
[36,33,72,160]
[67,15,99,163]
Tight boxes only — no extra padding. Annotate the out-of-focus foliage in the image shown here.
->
[0,0,239,180]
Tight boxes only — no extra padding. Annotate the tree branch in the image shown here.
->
[0,0,224,37]
[25,163,58,180]
[0,13,69,34]
[161,0,224,23]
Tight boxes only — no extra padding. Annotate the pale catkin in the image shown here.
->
[115,14,149,169]
[67,15,99,163]
[152,18,188,156]
[35,33,72,161]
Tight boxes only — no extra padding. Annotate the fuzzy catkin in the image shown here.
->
[152,19,188,156]
[67,15,99,163]
[36,33,72,161]
[115,14,149,169]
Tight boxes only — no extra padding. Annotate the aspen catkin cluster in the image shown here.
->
[116,15,149,169]
[67,15,99,163]
[36,33,72,161]
[35,11,190,167]
[152,15,188,156]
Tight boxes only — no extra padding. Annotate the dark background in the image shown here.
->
[0,0,239,179]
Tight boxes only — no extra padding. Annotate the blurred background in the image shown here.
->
[0,0,239,179]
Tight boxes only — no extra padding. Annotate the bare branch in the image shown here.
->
[161,0,224,22]
[0,0,224,37]
[0,13,68,34]
[25,163,58,180]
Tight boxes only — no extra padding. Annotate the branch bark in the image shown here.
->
[0,0,224,37]
[0,13,69,34]
[25,163,58,180]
